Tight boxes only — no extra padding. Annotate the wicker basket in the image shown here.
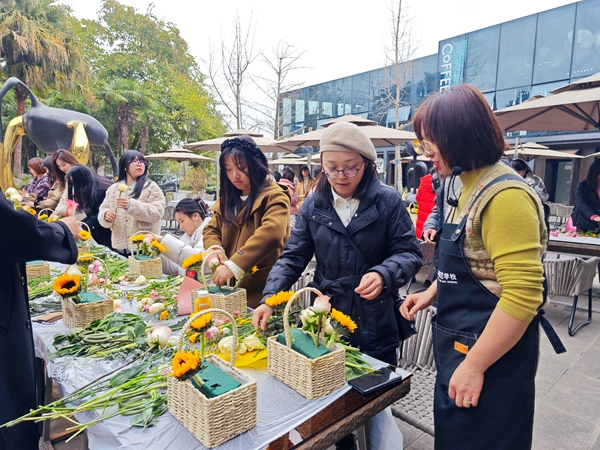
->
[26,261,50,279]
[190,250,247,319]
[61,258,114,329]
[128,230,163,278]
[267,287,346,400]
[77,221,92,254]
[167,308,257,448]
[37,208,54,219]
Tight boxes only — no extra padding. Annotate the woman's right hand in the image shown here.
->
[400,290,435,321]
[104,211,117,222]
[252,304,274,330]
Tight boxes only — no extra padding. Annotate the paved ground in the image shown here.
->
[46,260,600,450]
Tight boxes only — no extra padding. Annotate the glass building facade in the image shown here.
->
[282,0,600,134]
[280,0,600,201]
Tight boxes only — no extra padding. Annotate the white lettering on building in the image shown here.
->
[439,43,453,91]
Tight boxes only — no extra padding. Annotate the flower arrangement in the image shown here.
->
[77,253,94,293]
[131,235,166,259]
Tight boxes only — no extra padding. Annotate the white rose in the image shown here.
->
[133,275,147,286]
[218,336,236,354]
[5,187,18,196]
[324,318,335,336]
[300,308,317,326]
[9,193,22,203]
[242,334,264,351]
[149,302,165,314]
[66,265,82,277]
[237,342,248,355]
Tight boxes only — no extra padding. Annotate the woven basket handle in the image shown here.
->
[177,308,237,367]
[282,287,323,349]
[77,220,91,234]
[38,208,54,218]
[127,230,159,254]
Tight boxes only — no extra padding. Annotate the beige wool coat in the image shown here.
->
[98,180,165,250]
[203,181,291,307]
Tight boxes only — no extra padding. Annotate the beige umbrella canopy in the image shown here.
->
[494,72,600,131]
[269,153,304,165]
[145,147,216,163]
[274,114,416,150]
[504,142,583,161]
[185,129,290,153]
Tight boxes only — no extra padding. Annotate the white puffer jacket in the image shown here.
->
[98,180,165,250]
[161,217,211,275]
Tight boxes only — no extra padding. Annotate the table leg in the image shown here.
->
[355,423,371,450]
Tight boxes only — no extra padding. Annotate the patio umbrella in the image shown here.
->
[274,114,417,150]
[185,129,291,153]
[145,147,216,163]
[494,72,600,131]
[504,141,583,161]
[269,153,304,165]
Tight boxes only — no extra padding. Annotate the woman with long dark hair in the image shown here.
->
[571,159,600,232]
[98,150,165,253]
[50,150,79,216]
[146,198,211,275]
[66,165,114,248]
[202,136,291,308]
[400,85,561,449]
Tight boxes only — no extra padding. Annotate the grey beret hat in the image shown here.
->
[319,122,377,161]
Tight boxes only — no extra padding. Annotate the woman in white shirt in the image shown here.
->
[148,198,211,275]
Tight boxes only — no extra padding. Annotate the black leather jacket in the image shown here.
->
[262,176,422,359]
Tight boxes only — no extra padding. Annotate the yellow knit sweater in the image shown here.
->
[454,162,547,323]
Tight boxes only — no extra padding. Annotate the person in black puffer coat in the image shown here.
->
[253,122,422,364]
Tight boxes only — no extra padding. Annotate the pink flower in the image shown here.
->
[143,304,150,312]
[150,290,158,300]
[312,295,331,314]
[65,199,79,217]
[233,310,239,317]
[205,326,219,340]
[207,256,220,270]
[213,318,226,326]
[90,274,100,285]
[114,305,124,313]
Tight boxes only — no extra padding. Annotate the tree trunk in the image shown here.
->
[140,125,149,155]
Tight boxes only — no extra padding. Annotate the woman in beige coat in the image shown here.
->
[203,136,291,308]
[98,150,165,253]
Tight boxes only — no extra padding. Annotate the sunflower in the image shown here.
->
[130,234,145,243]
[26,207,37,215]
[265,291,295,309]
[182,253,203,269]
[52,274,81,298]
[190,312,213,332]
[77,253,94,264]
[79,230,91,241]
[47,217,57,222]
[151,240,166,254]
[189,332,199,343]
[38,214,48,220]
[169,349,200,379]
[330,308,357,333]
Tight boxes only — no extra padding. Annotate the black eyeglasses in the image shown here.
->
[322,166,362,179]
[130,158,147,166]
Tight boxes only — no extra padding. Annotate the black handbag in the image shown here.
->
[340,232,417,342]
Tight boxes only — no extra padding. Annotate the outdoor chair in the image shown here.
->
[555,204,574,229]
[544,256,598,336]
[161,205,176,231]
[391,305,436,436]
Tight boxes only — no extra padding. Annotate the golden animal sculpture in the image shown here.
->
[0,77,118,190]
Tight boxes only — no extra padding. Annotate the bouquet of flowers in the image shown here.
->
[130,235,166,259]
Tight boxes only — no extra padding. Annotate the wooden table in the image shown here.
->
[547,237,600,257]
[264,377,411,450]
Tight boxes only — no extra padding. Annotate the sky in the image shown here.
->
[59,0,579,128]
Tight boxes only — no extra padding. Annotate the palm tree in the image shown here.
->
[97,77,149,155]
[0,0,86,176]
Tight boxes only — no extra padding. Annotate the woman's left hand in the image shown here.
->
[448,360,484,408]
[355,272,384,300]
[115,197,130,210]
[212,264,234,287]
